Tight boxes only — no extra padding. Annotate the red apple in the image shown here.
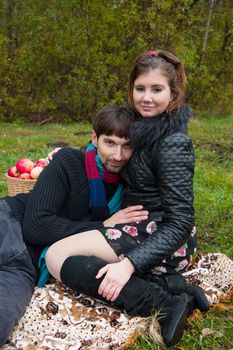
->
[16,158,34,174]
[19,172,32,179]
[7,165,20,178]
[34,158,46,168]
[30,166,44,179]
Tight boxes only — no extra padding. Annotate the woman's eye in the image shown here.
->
[153,88,162,93]
[135,87,144,92]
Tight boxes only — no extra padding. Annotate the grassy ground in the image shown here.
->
[0,114,232,349]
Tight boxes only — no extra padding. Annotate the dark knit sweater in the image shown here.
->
[22,147,118,246]
[4,192,28,226]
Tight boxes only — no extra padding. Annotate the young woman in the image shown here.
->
[45,50,209,347]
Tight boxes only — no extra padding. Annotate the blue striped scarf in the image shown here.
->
[85,143,123,219]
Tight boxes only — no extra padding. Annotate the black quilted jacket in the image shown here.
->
[121,106,195,275]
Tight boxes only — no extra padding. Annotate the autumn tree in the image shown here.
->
[0,0,232,121]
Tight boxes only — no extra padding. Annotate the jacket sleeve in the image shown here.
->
[23,148,104,246]
[125,133,195,275]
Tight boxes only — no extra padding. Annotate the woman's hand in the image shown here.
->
[96,258,135,302]
[103,205,148,227]
[45,147,62,165]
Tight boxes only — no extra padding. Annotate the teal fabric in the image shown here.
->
[37,246,50,287]
[108,183,123,214]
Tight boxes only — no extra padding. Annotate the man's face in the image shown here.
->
[92,132,132,173]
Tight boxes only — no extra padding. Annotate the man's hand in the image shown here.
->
[45,147,62,165]
[96,258,135,301]
[103,205,148,227]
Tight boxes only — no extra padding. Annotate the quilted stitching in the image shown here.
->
[123,133,195,275]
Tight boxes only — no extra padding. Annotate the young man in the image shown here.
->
[0,105,148,344]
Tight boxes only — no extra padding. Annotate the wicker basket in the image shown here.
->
[5,174,37,196]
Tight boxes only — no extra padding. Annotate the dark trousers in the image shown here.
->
[0,200,36,345]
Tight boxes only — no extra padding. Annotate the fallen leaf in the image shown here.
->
[214,303,233,312]
[201,328,214,337]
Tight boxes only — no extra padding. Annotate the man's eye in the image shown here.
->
[123,144,131,150]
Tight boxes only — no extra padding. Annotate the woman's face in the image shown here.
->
[132,69,173,117]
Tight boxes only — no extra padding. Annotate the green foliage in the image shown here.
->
[0,0,233,122]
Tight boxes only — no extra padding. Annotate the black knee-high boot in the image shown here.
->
[60,255,193,348]
[143,273,210,312]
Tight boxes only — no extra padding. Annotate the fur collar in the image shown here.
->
[129,105,192,150]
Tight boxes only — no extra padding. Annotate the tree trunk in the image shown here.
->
[199,0,218,66]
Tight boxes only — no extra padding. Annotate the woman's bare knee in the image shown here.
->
[45,245,65,281]
[45,229,119,280]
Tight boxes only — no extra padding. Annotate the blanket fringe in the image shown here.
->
[212,302,233,312]
[147,314,164,346]
[187,309,204,324]
[117,329,142,350]
[220,287,233,303]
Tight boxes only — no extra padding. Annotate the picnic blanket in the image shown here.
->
[183,253,233,305]
[1,253,233,350]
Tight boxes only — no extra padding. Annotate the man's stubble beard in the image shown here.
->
[104,162,125,174]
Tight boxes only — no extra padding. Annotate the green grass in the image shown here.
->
[0,122,92,195]
[0,114,232,349]
[190,115,233,259]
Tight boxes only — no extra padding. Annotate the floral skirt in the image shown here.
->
[99,219,197,275]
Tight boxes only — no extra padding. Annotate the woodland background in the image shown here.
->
[0,2,232,348]
[0,0,233,123]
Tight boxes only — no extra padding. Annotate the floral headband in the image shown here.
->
[148,50,179,67]
[148,50,158,57]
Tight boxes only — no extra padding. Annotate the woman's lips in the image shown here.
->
[141,106,155,110]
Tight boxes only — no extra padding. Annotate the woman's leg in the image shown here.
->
[60,255,192,348]
[46,229,119,281]
[46,228,193,347]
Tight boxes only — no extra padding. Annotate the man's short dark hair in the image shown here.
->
[93,105,134,139]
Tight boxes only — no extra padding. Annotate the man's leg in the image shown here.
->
[0,200,36,345]
[0,250,36,344]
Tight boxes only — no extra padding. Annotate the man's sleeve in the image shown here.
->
[23,148,104,246]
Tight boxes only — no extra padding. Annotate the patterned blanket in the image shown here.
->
[1,253,233,350]
[183,253,233,304]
